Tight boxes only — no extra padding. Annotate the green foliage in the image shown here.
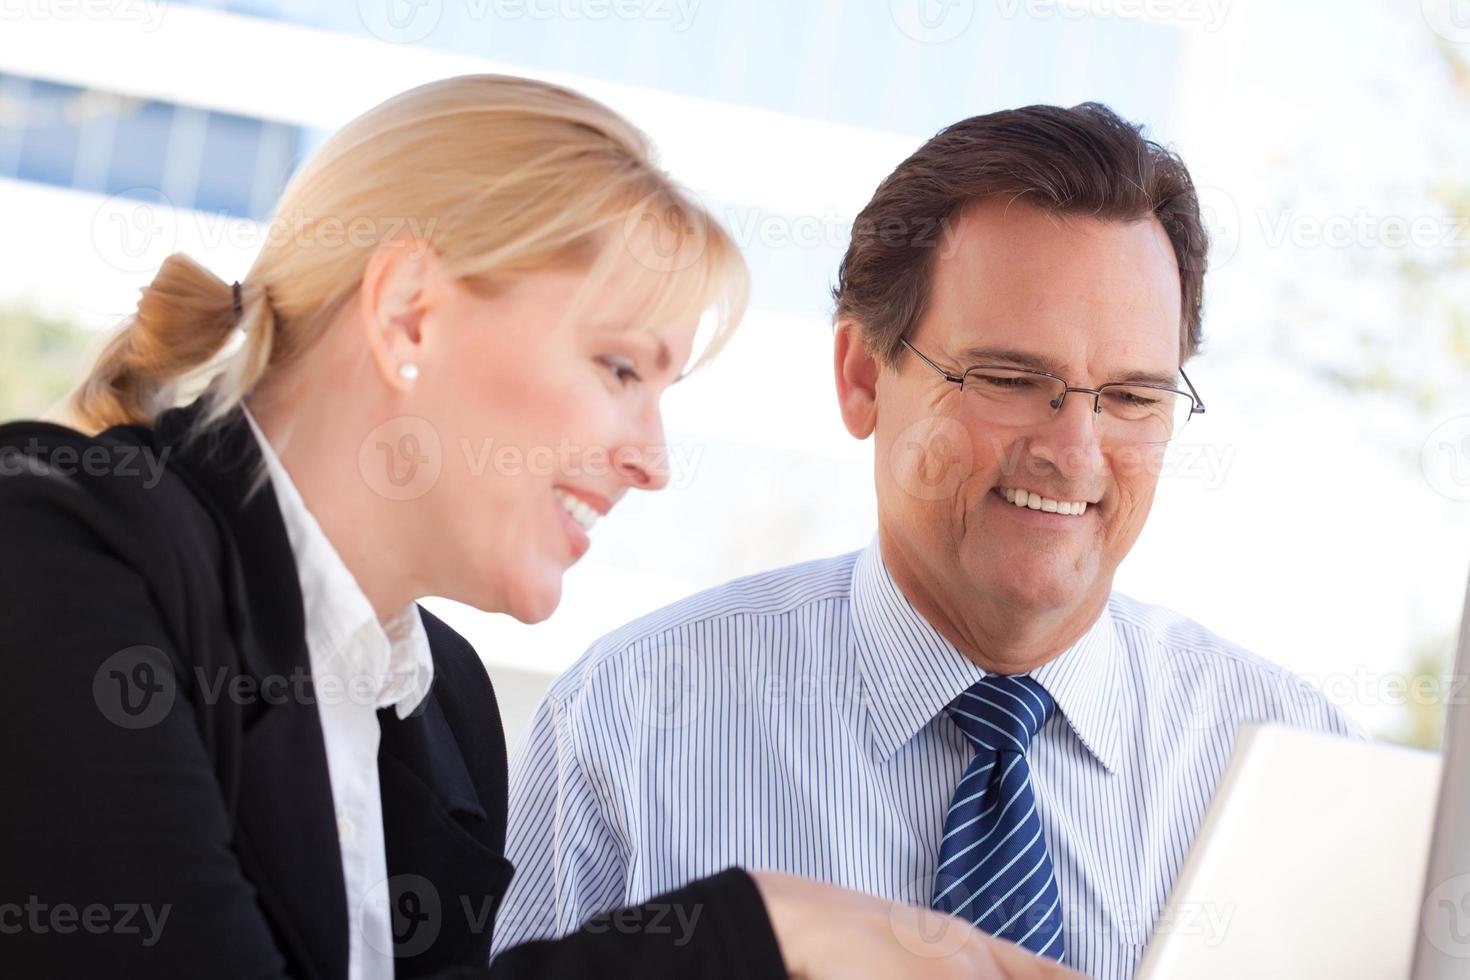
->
[1378,635,1455,751]
[0,306,95,423]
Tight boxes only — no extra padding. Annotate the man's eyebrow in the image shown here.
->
[956,346,1180,387]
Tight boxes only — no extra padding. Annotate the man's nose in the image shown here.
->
[1026,390,1107,478]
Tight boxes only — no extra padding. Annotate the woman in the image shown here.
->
[0,75,1077,979]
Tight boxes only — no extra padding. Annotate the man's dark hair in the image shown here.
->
[833,102,1208,365]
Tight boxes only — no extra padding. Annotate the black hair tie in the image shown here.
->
[232,281,243,321]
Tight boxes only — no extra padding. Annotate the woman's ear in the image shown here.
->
[834,320,879,439]
[359,238,437,392]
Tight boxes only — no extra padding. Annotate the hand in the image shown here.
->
[750,870,1085,980]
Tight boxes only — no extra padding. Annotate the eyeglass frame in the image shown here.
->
[898,337,1206,438]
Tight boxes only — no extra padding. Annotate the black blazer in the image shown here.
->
[0,401,786,980]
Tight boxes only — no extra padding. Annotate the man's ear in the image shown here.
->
[358,237,437,392]
[834,320,880,439]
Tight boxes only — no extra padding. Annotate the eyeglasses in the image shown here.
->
[899,338,1206,445]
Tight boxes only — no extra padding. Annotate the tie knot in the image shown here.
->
[947,674,1055,754]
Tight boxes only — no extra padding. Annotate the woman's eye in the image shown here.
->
[600,356,642,387]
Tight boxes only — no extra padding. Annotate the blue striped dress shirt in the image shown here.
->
[492,538,1364,978]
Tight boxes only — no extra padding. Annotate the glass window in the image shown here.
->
[104,98,176,199]
[14,78,82,188]
[194,111,264,216]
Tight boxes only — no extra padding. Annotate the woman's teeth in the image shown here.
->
[999,487,1090,516]
[553,488,600,532]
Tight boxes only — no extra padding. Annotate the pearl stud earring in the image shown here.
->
[398,362,419,382]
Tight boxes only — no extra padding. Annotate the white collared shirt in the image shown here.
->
[244,409,435,980]
[494,536,1365,979]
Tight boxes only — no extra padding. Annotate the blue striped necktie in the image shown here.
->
[931,673,1065,962]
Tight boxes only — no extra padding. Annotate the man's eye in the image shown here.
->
[974,372,1035,389]
[1107,388,1160,407]
[600,356,642,386]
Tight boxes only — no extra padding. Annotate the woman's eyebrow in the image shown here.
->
[594,319,671,372]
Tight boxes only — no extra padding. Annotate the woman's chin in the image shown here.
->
[504,573,564,625]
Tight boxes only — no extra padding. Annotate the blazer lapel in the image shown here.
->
[378,690,513,976]
[154,403,349,980]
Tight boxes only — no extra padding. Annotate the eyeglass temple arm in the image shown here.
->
[1180,366,1206,414]
[900,338,965,384]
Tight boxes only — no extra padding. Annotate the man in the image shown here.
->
[490,103,1363,978]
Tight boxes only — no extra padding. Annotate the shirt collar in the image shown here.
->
[848,536,1121,774]
[242,407,434,719]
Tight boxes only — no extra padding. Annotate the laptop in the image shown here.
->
[1409,565,1470,978]
[1136,564,1470,978]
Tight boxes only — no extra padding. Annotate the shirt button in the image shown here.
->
[337,816,356,844]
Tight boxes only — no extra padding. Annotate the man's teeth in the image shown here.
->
[553,488,600,533]
[999,488,1090,516]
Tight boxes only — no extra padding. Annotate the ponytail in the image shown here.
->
[66,254,275,433]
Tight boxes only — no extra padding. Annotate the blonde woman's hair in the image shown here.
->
[67,74,748,433]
